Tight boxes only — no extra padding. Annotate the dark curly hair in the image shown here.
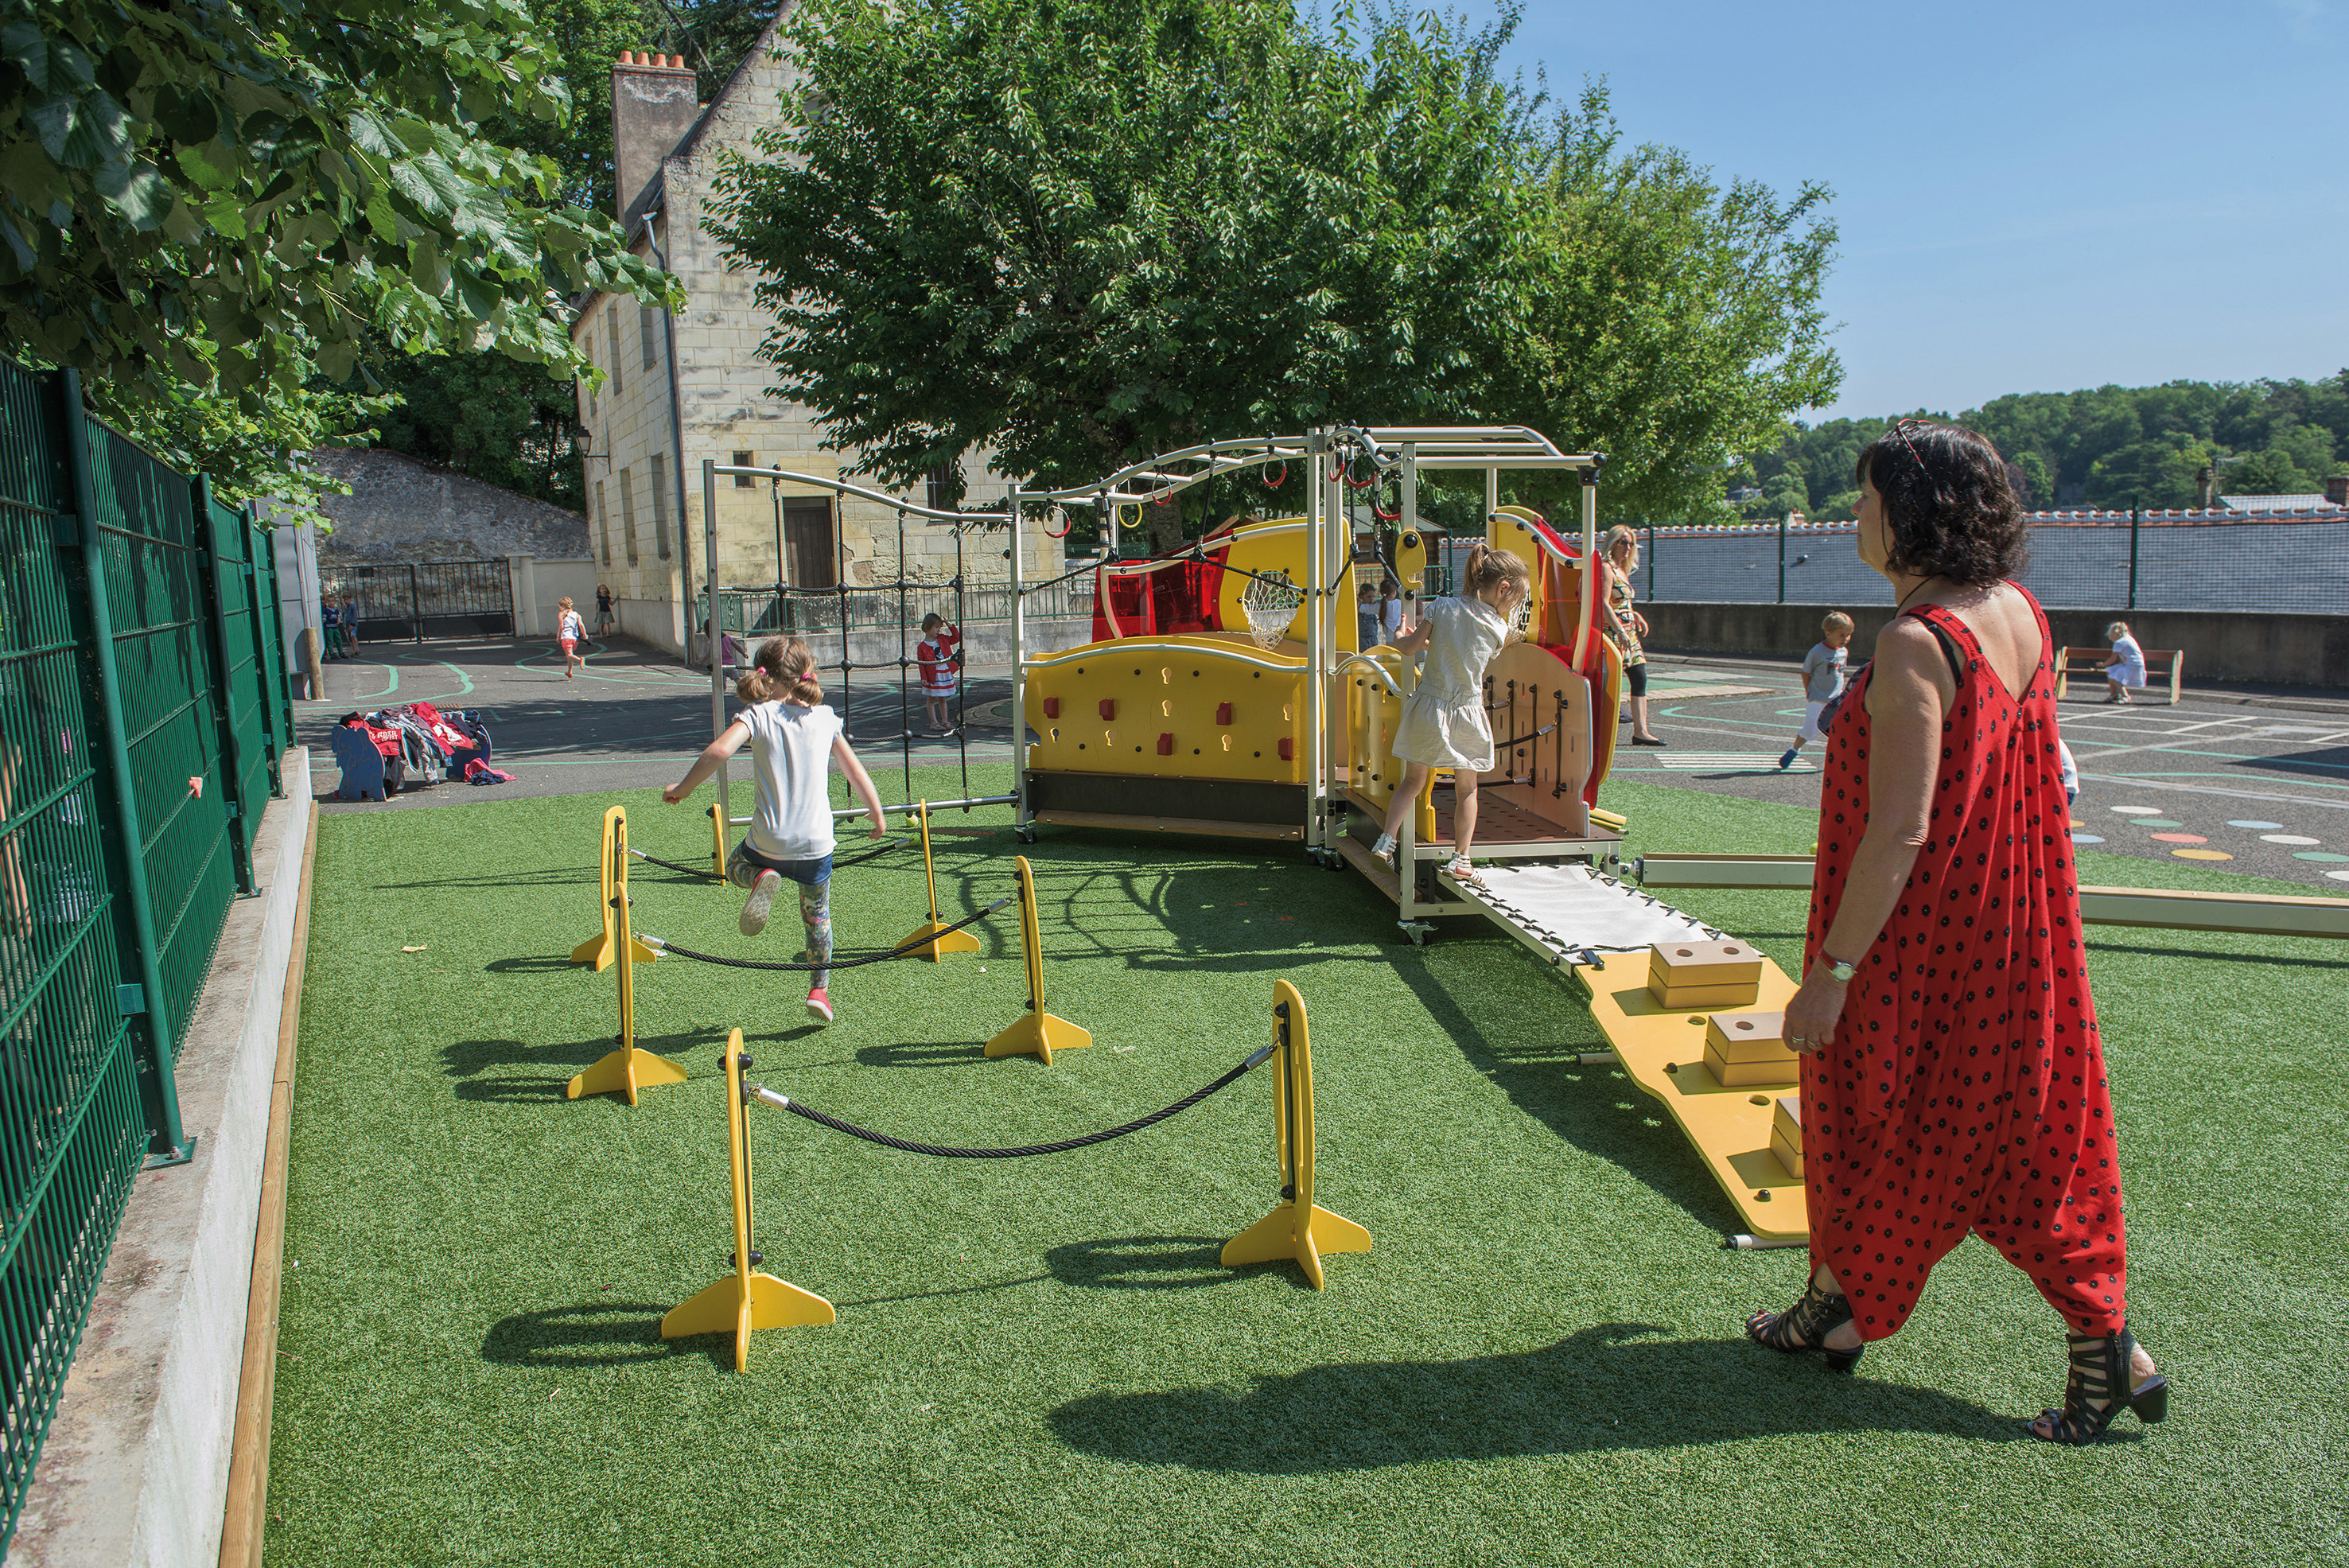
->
[1853,421,2028,586]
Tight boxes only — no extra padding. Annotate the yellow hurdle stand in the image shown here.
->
[896,800,982,963]
[1221,979,1371,1289]
[662,1030,834,1371]
[707,801,729,880]
[566,807,688,1104]
[983,855,1092,1064]
[570,803,661,971]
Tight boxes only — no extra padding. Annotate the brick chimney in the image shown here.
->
[611,52,699,226]
[2327,474,2348,507]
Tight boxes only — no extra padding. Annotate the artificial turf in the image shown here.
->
[264,763,2349,1566]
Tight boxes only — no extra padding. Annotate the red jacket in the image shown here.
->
[916,629,961,687]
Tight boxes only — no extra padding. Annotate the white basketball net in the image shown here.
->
[1238,570,1305,650]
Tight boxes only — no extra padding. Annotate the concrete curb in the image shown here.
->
[13,749,315,1568]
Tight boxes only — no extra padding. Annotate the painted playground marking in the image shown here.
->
[2108,804,2162,815]
[2071,834,2106,845]
[2261,834,2322,846]
[2227,819,2285,830]
[2171,849,2233,861]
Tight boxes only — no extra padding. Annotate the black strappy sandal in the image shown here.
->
[2028,1327,2169,1445]
[1744,1279,1863,1374]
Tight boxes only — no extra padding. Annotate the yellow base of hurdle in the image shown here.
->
[662,1031,834,1372]
[566,1045,689,1105]
[983,1010,1093,1064]
[1220,980,1369,1290]
[567,806,686,1105]
[980,854,1091,1064]
[896,801,984,962]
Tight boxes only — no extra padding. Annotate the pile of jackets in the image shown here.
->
[337,702,492,791]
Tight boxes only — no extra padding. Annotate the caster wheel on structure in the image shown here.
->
[1016,825,1037,845]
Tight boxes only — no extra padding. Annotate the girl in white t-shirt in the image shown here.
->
[664,636,887,1023]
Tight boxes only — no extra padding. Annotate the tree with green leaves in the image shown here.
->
[1,0,680,504]
[714,0,1839,550]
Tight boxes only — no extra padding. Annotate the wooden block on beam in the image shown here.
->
[1647,940,1764,1009]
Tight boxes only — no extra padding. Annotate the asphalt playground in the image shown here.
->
[302,632,2349,892]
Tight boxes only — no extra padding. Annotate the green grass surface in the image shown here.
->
[267,766,2349,1566]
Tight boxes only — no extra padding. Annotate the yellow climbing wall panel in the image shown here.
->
[1023,637,1312,784]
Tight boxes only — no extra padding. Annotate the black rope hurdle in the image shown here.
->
[632,848,721,879]
[750,1041,1275,1158]
[643,896,1009,974]
[630,837,908,881]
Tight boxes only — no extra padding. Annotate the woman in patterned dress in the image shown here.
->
[1744,420,2169,1445]
[1602,526,1662,746]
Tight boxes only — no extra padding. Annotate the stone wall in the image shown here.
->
[308,449,589,563]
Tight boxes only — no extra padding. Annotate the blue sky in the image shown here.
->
[1445,0,2349,422]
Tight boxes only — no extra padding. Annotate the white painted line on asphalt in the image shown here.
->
[2075,773,2349,811]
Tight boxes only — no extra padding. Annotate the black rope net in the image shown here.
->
[753,1042,1274,1158]
[644,896,1009,974]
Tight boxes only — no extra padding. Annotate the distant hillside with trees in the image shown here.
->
[1734,372,2349,522]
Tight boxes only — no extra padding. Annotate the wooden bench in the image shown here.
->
[2056,645,2182,704]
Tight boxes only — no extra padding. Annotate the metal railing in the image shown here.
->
[1622,512,2349,613]
[318,558,515,641]
[0,356,291,1553]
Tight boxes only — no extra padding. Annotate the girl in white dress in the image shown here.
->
[1370,545,1531,887]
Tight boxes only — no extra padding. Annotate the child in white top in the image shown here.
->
[664,636,887,1024]
[556,597,586,679]
[1778,610,1854,769]
[1370,545,1531,888]
[2101,620,2145,704]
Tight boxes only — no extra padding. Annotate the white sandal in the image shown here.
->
[1446,857,1485,889]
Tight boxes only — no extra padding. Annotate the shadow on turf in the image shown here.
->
[1049,1321,2034,1465]
[482,1303,676,1367]
[444,1031,715,1102]
[1386,958,1747,1238]
[1044,1234,1311,1292]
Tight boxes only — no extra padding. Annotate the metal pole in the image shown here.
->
[896,504,910,799]
[1306,433,1327,850]
[835,493,850,809]
[954,519,969,805]
[2128,499,2141,612]
[1777,512,1787,605]
[1399,442,1418,628]
[62,369,190,1165]
[1570,467,1598,671]
[1645,523,1655,602]
[703,459,728,823]
[408,562,422,643]
[1009,484,1027,831]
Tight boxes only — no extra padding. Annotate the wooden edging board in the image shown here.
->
[216,803,316,1568]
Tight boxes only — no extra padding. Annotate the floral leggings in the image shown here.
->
[725,844,832,988]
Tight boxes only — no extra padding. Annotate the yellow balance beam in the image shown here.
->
[1573,955,1806,1244]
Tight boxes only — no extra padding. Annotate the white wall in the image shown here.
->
[524,558,601,641]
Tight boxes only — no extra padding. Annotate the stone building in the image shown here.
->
[307,448,589,562]
[574,24,1064,657]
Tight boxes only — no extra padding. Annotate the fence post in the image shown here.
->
[2127,502,2141,612]
[1776,513,1787,605]
[1645,523,1655,601]
[60,369,193,1165]
[408,562,422,642]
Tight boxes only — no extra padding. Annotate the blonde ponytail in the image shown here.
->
[737,636,823,706]
[1461,543,1530,613]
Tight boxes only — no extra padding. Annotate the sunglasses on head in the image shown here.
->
[1890,416,1931,473]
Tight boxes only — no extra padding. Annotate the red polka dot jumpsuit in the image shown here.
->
[1805,589,2127,1341]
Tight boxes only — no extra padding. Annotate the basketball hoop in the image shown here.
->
[1238,570,1305,650]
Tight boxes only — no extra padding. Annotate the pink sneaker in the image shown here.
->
[739,870,783,936]
[805,986,833,1024]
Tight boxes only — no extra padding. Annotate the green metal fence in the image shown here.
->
[0,358,291,1553]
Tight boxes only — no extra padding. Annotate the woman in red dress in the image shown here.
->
[1745,420,2170,1445]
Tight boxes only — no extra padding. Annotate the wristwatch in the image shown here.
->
[1820,951,1859,982]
